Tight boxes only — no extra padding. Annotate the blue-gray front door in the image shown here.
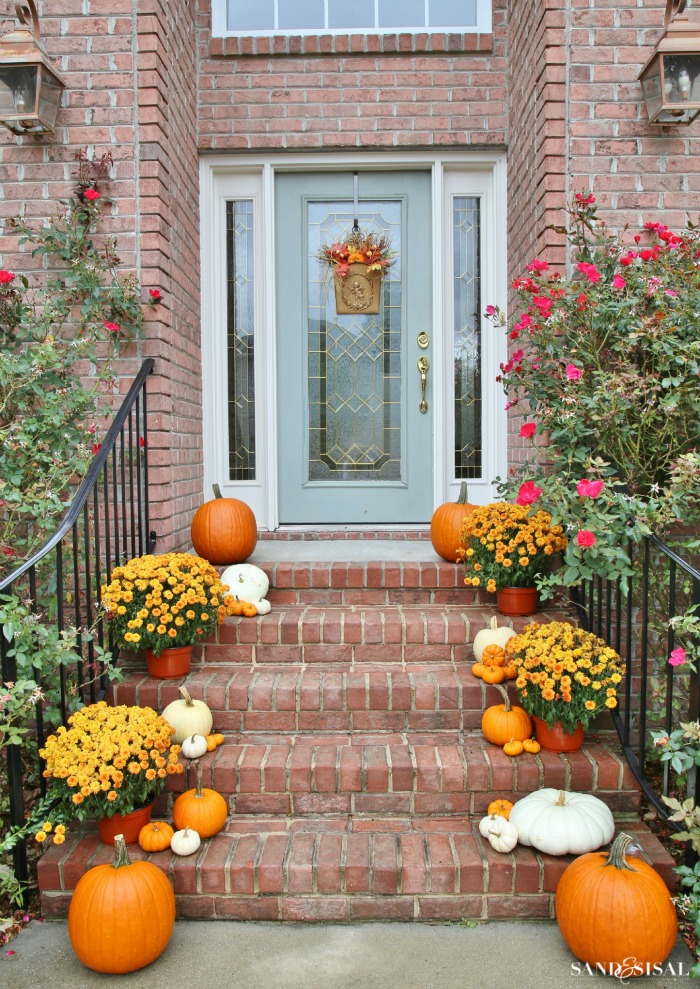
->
[275,171,433,525]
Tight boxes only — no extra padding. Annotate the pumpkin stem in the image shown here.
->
[490,616,499,631]
[457,481,469,505]
[213,483,223,499]
[112,834,132,869]
[493,683,511,711]
[194,759,205,799]
[178,686,194,707]
[604,832,639,872]
[555,790,567,806]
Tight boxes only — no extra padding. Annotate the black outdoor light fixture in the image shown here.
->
[0,0,66,134]
[639,0,700,124]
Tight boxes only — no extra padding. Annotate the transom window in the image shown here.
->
[214,0,490,35]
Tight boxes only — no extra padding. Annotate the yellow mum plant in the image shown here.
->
[39,701,184,827]
[458,502,567,593]
[101,552,236,656]
[505,621,625,733]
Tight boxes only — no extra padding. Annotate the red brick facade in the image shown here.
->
[0,0,697,547]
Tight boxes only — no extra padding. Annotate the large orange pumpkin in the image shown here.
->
[481,683,532,746]
[190,484,257,565]
[556,831,678,973]
[68,834,175,973]
[173,759,228,838]
[430,482,475,562]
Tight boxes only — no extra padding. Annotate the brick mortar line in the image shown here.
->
[311,833,321,894]
[422,833,431,894]
[260,744,272,792]
[434,746,443,792]
[448,833,461,895]
[223,834,240,895]
[473,832,489,895]
[194,839,208,895]
[281,832,293,894]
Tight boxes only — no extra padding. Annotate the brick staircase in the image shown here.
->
[37,537,675,921]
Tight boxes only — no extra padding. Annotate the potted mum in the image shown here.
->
[101,552,237,678]
[458,502,567,615]
[505,621,625,751]
[39,701,184,843]
[317,228,396,315]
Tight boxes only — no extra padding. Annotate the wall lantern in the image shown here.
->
[0,0,66,134]
[639,0,700,124]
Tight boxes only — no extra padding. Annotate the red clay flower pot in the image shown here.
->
[97,802,153,845]
[496,586,539,617]
[532,715,585,752]
[144,645,192,679]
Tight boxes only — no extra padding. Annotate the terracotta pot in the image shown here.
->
[334,262,382,314]
[97,802,153,845]
[144,645,192,679]
[532,714,585,752]
[496,586,539,617]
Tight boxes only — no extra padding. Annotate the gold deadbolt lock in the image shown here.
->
[417,331,430,349]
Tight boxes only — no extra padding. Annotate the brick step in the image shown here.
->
[189,603,570,666]
[37,819,674,921]
[154,736,641,816]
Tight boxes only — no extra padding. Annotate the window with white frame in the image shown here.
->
[212,0,491,35]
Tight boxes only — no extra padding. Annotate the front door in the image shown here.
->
[275,171,432,525]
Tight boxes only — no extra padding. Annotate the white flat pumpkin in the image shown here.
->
[221,563,269,604]
[509,788,614,856]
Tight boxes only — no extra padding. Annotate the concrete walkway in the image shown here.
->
[4,920,694,988]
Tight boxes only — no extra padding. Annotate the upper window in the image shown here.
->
[213,0,491,35]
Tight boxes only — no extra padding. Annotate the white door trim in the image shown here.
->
[200,151,508,531]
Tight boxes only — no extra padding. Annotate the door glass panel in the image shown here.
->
[307,200,402,481]
[453,196,482,479]
[226,199,256,480]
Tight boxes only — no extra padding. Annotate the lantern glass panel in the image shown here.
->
[641,56,663,121]
[661,53,700,105]
[37,65,62,129]
[0,64,38,125]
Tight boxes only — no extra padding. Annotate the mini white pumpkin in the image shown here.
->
[472,616,517,662]
[509,788,614,856]
[486,818,519,854]
[478,812,508,839]
[254,598,271,615]
[170,827,201,856]
[221,563,269,603]
[162,686,213,744]
[180,734,208,760]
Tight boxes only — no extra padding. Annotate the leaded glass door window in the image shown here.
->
[275,171,432,524]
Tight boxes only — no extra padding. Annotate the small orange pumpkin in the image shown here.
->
[503,661,518,679]
[206,734,218,751]
[482,643,506,667]
[173,760,228,839]
[487,798,514,820]
[190,483,257,565]
[481,683,532,746]
[481,665,506,684]
[522,737,541,754]
[138,821,175,853]
[241,600,258,617]
[471,662,487,679]
[430,482,475,562]
[213,732,225,746]
[503,738,524,757]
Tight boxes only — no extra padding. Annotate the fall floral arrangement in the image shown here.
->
[101,552,236,656]
[506,621,625,732]
[317,229,396,279]
[38,702,183,831]
[458,502,567,593]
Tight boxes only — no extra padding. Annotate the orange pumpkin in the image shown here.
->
[503,661,518,680]
[190,484,257,565]
[482,643,506,667]
[481,665,506,684]
[487,798,514,820]
[138,821,174,853]
[471,662,487,679]
[503,738,524,757]
[555,832,678,972]
[522,738,541,754]
[68,834,175,973]
[481,683,532,746]
[212,733,225,746]
[173,760,228,838]
[430,482,475,562]
[241,600,258,617]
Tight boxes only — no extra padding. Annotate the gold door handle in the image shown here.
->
[417,356,429,413]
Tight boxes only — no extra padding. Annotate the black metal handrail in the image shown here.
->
[0,358,156,894]
[573,533,700,824]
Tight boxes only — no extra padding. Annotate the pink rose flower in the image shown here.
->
[103,320,120,333]
[485,304,498,316]
[576,530,597,548]
[516,481,542,505]
[0,269,15,284]
[149,288,163,300]
[519,423,537,439]
[565,363,582,381]
[575,192,595,205]
[577,479,604,498]
[526,259,549,273]
[612,274,626,289]
[669,647,687,667]
[83,188,100,201]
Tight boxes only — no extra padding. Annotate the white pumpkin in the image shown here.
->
[478,812,508,839]
[221,563,269,603]
[162,686,213,744]
[254,599,271,616]
[486,818,519,854]
[170,827,201,856]
[509,789,614,856]
[473,616,517,662]
[180,734,208,760]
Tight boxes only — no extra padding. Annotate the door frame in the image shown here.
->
[200,151,508,532]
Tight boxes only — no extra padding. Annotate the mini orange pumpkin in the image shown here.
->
[503,661,518,679]
[173,760,228,839]
[138,821,175,853]
[482,643,506,667]
[206,734,218,751]
[241,600,258,617]
[487,798,514,820]
[481,683,532,746]
[212,732,225,746]
[471,663,487,679]
[503,738,524,757]
[481,665,506,684]
[522,738,541,754]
